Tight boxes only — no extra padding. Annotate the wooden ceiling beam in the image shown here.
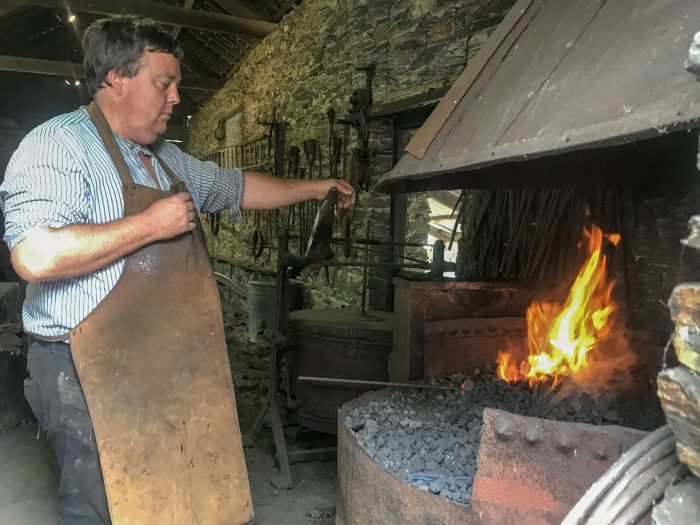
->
[210,0,265,21]
[171,0,195,39]
[0,0,276,37]
[0,55,224,90]
[0,0,24,16]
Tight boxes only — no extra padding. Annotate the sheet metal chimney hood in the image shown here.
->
[376,0,700,194]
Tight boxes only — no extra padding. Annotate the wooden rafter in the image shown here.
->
[171,0,195,38]
[0,0,277,37]
[210,0,265,20]
[0,55,224,90]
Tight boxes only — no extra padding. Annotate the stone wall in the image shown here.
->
[188,0,516,309]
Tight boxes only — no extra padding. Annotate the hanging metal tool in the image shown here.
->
[339,65,374,191]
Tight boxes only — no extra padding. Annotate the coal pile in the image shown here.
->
[341,370,664,505]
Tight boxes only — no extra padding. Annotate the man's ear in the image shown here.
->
[105,69,127,95]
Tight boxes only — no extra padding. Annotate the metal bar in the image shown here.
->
[287,447,337,458]
[334,237,431,248]
[297,376,460,391]
[0,0,277,37]
[562,426,674,525]
[0,55,224,90]
[313,261,431,270]
[360,220,370,314]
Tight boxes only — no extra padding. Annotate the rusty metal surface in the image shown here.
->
[424,316,665,380]
[471,408,646,525]
[286,309,393,434]
[377,0,700,193]
[424,317,526,378]
[337,396,646,525]
[391,278,536,381]
[336,400,483,525]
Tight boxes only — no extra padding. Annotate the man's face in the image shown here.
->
[118,50,181,145]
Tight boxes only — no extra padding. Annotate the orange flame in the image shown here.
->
[497,226,619,388]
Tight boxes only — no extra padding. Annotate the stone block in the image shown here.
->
[657,366,700,477]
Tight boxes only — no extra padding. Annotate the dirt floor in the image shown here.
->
[0,314,338,525]
[228,316,339,525]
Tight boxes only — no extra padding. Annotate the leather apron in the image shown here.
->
[68,102,252,524]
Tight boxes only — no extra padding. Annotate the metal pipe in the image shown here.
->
[561,425,673,525]
[593,450,678,523]
[587,436,676,522]
[360,220,370,314]
[297,376,460,391]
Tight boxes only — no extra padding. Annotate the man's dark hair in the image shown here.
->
[82,15,184,97]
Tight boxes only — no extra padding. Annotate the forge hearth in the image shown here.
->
[337,373,664,525]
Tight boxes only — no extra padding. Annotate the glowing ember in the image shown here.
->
[497,226,619,388]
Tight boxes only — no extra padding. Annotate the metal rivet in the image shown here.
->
[554,430,576,452]
[593,441,620,460]
[524,427,541,445]
[494,417,515,441]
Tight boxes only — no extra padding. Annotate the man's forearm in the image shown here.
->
[240,171,321,210]
[240,171,355,210]
[11,192,197,283]
[11,214,160,283]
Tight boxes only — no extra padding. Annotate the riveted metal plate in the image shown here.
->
[471,408,646,524]
[424,317,527,378]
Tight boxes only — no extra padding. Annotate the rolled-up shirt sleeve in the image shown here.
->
[0,133,90,249]
[154,141,244,223]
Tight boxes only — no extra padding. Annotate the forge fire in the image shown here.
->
[497,226,636,394]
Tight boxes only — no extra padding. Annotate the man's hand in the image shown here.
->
[315,179,356,208]
[141,192,197,240]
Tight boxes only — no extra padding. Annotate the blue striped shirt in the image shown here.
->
[0,107,243,337]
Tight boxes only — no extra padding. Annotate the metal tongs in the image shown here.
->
[304,186,339,263]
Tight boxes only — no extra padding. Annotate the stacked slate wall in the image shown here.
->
[187,0,516,309]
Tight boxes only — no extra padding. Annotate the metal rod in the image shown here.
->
[314,260,432,269]
[562,425,674,525]
[330,240,428,264]
[297,376,460,391]
[337,237,433,248]
[360,219,370,314]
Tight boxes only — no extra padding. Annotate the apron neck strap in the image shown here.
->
[86,101,181,188]
[85,101,133,186]
[153,151,182,188]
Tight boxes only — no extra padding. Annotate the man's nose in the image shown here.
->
[168,84,180,105]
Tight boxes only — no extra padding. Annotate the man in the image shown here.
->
[0,15,354,525]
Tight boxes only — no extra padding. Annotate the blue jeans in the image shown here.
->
[24,339,111,525]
